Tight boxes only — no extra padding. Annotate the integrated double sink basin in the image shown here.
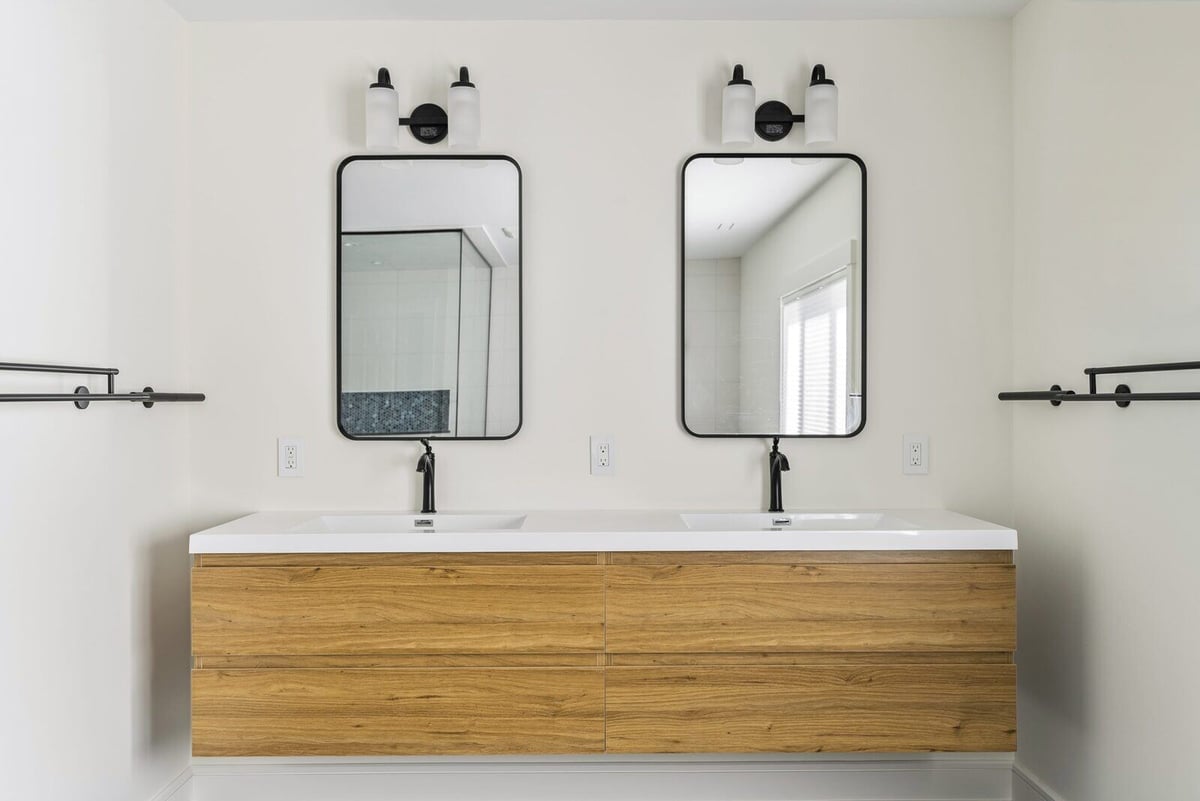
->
[189,509,1016,553]
[291,511,901,534]
[296,513,529,534]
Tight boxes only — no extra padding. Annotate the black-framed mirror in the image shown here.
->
[681,153,866,438]
[336,155,522,440]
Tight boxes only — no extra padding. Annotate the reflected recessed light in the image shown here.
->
[371,260,382,266]
[343,241,357,247]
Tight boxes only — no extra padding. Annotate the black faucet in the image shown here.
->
[416,438,436,514]
[768,437,790,513]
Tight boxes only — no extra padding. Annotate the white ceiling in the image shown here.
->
[341,158,520,268]
[685,157,845,260]
[164,0,1029,21]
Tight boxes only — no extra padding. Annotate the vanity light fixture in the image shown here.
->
[447,67,480,149]
[719,63,839,146]
[365,65,481,149]
[365,68,399,149]
[721,65,756,145]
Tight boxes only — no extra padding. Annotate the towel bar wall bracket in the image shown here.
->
[0,362,205,409]
[999,361,1200,407]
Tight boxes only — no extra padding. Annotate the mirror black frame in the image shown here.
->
[335,154,523,441]
[680,152,867,439]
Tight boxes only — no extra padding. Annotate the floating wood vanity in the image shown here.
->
[190,511,1016,757]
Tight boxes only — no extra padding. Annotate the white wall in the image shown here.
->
[183,18,1014,522]
[1011,2,1200,800]
[0,1,192,799]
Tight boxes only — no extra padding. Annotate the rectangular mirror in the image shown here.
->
[337,156,521,439]
[681,154,866,438]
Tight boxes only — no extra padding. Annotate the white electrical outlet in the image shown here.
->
[590,435,614,476]
[277,438,303,477]
[902,433,929,475]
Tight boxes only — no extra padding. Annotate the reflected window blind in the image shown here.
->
[782,272,849,435]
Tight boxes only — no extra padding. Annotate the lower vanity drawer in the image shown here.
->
[192,667,605,756]
[605,663,1016,753]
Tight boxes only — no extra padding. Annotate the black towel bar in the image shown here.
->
[0,362,205,409]
[999,361,1200,407]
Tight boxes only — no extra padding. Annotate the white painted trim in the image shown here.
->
[149,766,193,801]
[191,754,1015,801]
[1013,762,1069,801]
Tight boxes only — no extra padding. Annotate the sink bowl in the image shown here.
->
[680,512,908,532]
[291,513,527,534]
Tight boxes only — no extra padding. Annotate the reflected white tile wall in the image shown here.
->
[341,267,459,404]
[684,258,741,433]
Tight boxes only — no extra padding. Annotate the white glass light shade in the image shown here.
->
[448,83,481,149]
[365,85,399,150]
[804,82,838,144]
[722,82,755,145]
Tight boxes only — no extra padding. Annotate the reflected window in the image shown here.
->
[781,268,848,435]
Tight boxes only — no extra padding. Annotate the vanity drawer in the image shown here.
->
[192,562,605,656]
[605,557,1015,653]
[192,667,605,756]
[605,663,1016,753]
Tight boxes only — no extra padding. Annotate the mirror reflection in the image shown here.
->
[338,157,520,439]
[682,155,865,437]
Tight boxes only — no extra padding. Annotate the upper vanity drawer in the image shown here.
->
[193,559,604,656]
[606,554,1015,654]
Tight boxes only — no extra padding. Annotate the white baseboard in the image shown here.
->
[1012,762,1067,801]
[149,766,194,801]
[190,753,1014,801]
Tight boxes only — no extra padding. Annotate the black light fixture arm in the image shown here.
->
[390,66,475,145]
[999,360,1200,407]
[0,362,206,410]
[734,63,835,142]
[755,101,805,142]
[398,103,449,144]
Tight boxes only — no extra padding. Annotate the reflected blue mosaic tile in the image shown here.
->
[340,390,451,436]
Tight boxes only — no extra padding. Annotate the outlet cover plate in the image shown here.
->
[590,435,614,476]
[278,437,303,477]
[902,433,929,475]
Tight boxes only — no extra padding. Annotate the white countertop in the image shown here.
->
[189,509,1017,554]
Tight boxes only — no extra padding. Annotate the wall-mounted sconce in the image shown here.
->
[365,66,481,150]
[721,63,838,146]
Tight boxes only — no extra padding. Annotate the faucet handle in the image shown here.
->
[416,438,434,472]
[770,437,790,471]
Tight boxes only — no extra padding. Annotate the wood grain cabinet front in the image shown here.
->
[191,553,607,756]
[602,551,1016,754]
[605,554,1016,654]
[192,557,605,655]
[193,666,605,757]
[605,663,1016,753]
[191,550,1016,756]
